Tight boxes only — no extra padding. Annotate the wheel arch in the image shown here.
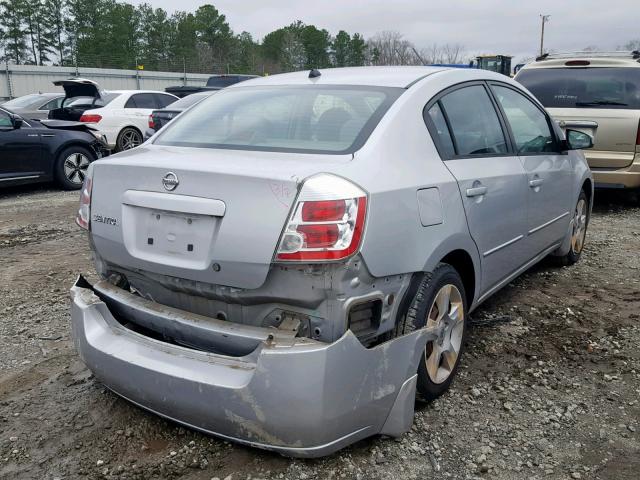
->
[118,125,143,138]
[581,177,593,208]
[52,140,96,173]
[439,249,476,309]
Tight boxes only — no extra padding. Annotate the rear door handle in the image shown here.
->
[529,178,544,188]
[466,186,488,197]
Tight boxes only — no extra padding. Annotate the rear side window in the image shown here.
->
[492,85,557,154]
[426,103,455,158]
[155,94,177,108]
[439,85,508,156]
[125,93,156,109]
[516,67,640,109]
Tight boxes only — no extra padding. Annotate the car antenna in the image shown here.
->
[309,69,321,78]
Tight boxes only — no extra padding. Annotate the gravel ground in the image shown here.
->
[0,183,638,480]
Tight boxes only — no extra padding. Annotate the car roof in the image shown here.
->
[108,90,176,95]
[19,92,63,98]
[230,66,449,89]
[521,51,640,71]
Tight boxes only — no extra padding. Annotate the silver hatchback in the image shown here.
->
[71,66,593,457]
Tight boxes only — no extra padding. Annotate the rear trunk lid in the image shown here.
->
[151,109,182,131]
[49,78,104,121]
[548,107,640,168]
[89,145,351,289]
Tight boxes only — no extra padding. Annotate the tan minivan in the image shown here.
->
[516,52,640,191]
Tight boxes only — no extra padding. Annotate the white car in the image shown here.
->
[79,90,178,151]
[49,78,178,151]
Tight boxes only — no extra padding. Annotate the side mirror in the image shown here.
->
[10,114,23,129]
[565,129,594,150]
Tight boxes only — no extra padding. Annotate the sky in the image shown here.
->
[129,0,638,63]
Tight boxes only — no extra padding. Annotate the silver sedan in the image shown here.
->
[70,66,593,457]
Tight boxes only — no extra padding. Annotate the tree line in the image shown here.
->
[0,0,479,74]
[0,1,378,73]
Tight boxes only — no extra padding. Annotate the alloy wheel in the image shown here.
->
[571,198,587,254]
[63,152,90,185]
[120,129,142,150]
[424,284,465,384]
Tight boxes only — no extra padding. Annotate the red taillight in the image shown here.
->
[276,175,367,262]
[76,176,92,230]
[297,224,340,248]
[148,115,155,129]
[636,119,640,146]
[79,114,102,123]
[301,199,346,222]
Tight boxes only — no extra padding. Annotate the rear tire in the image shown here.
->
[116,127,142,152]
[555,190,589,266]
[54,146,94,190]
[398,264,468,401]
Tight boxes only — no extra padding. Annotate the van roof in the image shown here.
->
[522,51,640,70]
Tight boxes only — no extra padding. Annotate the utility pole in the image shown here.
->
[539,15,551,56]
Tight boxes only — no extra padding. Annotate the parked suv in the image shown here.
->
[516,51,640,191]
[71,67,593,457]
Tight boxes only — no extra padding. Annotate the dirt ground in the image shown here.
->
[0,183,638,480]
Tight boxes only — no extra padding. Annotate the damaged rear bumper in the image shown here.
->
[70,276,435,458]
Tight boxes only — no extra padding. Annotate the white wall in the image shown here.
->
[0,64,211,100]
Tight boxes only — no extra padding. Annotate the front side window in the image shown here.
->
[0,110,12,127]
[516,67,640,109]
[439,85,508,156]
[155,86,402,154]
[492,85,556,154]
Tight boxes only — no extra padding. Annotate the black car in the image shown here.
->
[0,107,109,190]
[164,74,258,98]
[144,91,214,140]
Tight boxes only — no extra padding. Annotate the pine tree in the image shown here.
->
[43,0,65,64]
[0,0,28,64]
[332,30,350,67]
[23,0,54,65]
[348,33,366,66]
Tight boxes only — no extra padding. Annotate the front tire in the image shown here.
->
[555,190,589,266]
[398,264,468,401]
[54,146,94,190]
[116,127,142,152]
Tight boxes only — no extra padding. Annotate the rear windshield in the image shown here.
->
[154,85,402,154]
[65,93,120,108]
[206,76,253,88]
[166,92,212,109]
[3,94,47,108]
[517,67,640,109]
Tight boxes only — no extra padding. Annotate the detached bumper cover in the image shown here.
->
[70,276,436,457]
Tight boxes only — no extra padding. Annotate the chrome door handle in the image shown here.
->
[529,178,544,188]
[466,186,488,197]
